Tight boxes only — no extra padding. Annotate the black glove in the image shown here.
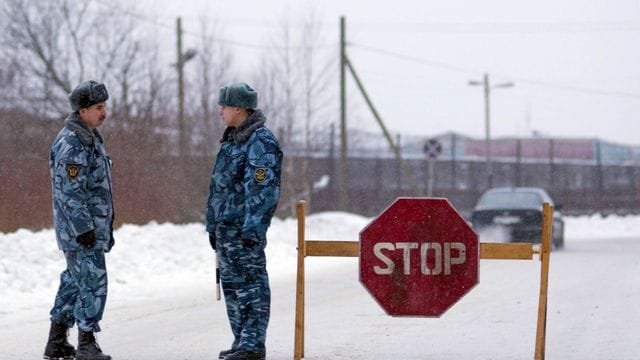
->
[209,232,217,251]
[77,231,96,249]
[242,238,259,249]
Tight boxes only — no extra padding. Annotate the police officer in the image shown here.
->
[206,83,282,360]
[44,80,114,360]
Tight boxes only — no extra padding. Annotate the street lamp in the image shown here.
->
[468,73,514,188]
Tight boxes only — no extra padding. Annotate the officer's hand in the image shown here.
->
[77,231,96,249]
[209,232,217,251]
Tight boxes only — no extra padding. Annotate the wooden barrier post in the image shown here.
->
[535,203,553,360]
[293,200,553,359]
[294,201,306,360]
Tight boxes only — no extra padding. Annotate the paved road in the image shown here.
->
[1,238,639,359]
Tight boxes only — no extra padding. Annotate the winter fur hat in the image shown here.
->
[218,82,257,109]
[69,80,109,111]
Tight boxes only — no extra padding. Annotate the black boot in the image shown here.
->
[219,348,238,359]
[43,320,75,360]
[224,349,266,360]
[76,329,111,360]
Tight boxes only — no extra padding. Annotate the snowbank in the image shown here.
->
[0,212,637,314]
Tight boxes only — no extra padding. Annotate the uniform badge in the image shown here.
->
[67,165,80,179]
[254,168,267,182]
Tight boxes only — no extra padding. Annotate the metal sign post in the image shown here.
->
[423,138,442,197]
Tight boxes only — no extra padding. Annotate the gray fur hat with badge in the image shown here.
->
[68,80,109,111]
[218,82,257,109]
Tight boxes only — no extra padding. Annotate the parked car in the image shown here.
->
[470,187,564,249]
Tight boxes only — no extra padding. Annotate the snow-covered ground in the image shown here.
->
[1,212,639,359]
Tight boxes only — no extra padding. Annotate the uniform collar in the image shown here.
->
[64,112,104,146]
[221,109,266,145]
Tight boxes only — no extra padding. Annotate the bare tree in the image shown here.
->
[94,6,142,123]
[298,7,336,210]
[255,13,300,216]
[3,0,69,114]
[0,56,21,109]
[255,6,336,215]
[1,0,180,157]
[190,17,235,157]
[1,0,143,118]
[105,37,174,157]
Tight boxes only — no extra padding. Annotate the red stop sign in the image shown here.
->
[359,198,479,317]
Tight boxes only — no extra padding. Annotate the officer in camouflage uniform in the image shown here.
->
[44,80,113,360]
[206,82,282,360]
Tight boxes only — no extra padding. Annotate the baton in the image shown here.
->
[215,251,221,301]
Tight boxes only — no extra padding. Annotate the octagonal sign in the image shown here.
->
[359,198,479,317]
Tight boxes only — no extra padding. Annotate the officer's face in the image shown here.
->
[219,105,245,127]
[79,102,107,130]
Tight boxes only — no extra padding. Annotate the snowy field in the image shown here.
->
[1,212,639,359]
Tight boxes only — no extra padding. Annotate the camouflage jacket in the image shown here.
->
[206,109,282,242]
[50,113,115,251]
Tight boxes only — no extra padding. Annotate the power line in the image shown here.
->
[350,42,640,100]
[110,11,640,34]
[507,77,640,99]
[95,2,336,50]
[350,20,640,34]
[350,43,481,75]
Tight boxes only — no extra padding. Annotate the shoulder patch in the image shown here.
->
[254,168,267,182]
[67,165,80,179]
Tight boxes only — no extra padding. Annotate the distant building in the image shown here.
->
[419,133,635,164]
[463,137,633,164]
[632,146,640,164]
[348,129,638,164]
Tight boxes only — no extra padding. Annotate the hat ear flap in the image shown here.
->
[218,86,228,106]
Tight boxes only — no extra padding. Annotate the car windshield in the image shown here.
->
[477,191,542,209]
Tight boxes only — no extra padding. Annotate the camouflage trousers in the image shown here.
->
[217,226,270,353]
[49,249,108,332]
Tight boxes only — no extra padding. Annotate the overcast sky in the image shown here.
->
[130,0,640,146]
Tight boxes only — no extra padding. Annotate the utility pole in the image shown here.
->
[175,17,197,158]
[345,57,422,196]
[176,17,185,157]
[338,16,422,200]
[339,16,349,211]
[468,73,513,188]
